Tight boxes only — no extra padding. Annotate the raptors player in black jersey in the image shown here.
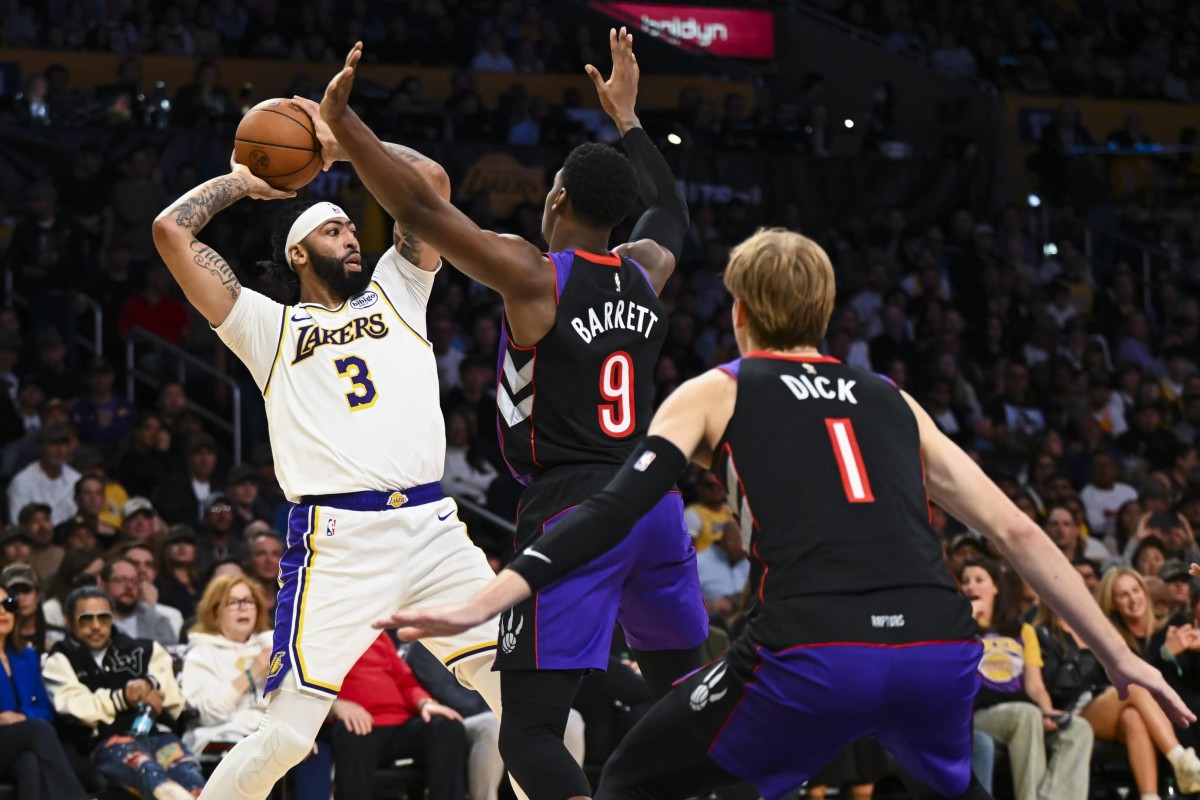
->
[388,228,1194,799]
[321,33,706,800]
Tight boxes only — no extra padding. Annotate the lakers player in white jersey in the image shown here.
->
[151,145,513,799]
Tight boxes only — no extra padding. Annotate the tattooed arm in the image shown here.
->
[152,163,292,327]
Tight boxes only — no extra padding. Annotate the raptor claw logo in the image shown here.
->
[689,662,729,711]
[499,609,524,654]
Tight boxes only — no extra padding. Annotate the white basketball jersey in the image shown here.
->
[216,249,445,502]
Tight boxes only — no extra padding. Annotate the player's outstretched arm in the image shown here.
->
[319,43,552,303]
[589,27,689,292]
[152,162,293,327]
[904,391,1195,728]
[378,369,731,640]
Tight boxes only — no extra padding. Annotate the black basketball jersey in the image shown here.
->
[713,353,975,656]
[496,249,666,484]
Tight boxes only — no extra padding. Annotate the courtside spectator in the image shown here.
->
[43,586,204,800]
[0,582,88,800]
[331,631,467,800]
[960,558,1093,799]
[181,574,333,799]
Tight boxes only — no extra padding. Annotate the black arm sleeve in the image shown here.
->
[623,127,689,263]
[507,436,688,592]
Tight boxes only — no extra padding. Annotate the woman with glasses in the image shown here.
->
[0,564,50,654]
[0,584,89,799]
[182,575,333,799]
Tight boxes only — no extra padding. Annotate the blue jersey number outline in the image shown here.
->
[333,355,378,411]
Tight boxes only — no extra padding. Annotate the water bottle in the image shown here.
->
[129,701,156,737]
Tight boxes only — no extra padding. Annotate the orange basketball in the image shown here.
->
[234,99,322,191]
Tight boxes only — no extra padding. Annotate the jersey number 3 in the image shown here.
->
[334,356,378,411]
[825,418,874,503]
[598,351,635,438]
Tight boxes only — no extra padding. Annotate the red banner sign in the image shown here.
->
[591,3,776,60]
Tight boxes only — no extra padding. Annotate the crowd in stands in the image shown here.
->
[815,0,1200,101]
[2,0,579,73]
[1,3,1200,799]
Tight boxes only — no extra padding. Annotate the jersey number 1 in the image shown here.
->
[598,351,635,438]
[334,356,378,411]
[825,418,874,503]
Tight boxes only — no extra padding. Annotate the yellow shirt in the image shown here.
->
[101,480,130,530]
[684,503,733,553]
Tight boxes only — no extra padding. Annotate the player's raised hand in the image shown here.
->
[227,156,296,200]
[321,41,363,125]
[290,96,342,170]
[585,27,641,134]
[1106,650,1196,728]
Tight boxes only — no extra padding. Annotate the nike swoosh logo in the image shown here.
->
[291,314,310,322]
[437,511,453,521]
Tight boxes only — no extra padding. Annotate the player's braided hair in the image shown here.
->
[255,200,309,305]
[560,142,638,229]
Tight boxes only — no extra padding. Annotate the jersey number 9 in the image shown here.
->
[598,351,634,438]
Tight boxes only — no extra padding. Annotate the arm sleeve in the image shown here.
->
[43,652,123,726]
[180,645,244,726]
[212,287,287,391]
[623,127,689,263]
[508,436,688,592]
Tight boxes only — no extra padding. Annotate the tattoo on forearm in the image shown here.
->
[189,240,241,300]
[168,175,248,232]
[382,142,430,164]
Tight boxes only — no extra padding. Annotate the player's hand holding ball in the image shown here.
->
[228,158,296,201]
[234,99,323,191]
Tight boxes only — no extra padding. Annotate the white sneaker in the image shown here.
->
[1173,746,1200,794]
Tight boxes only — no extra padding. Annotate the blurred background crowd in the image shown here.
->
[2,0,1200,798]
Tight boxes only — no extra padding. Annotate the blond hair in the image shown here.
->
[189,574,271,638]
[1097,566,1161,653]
[723,228,836,350]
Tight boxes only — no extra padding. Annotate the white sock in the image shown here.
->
[1141,793,1162,800]
[1168,744,1186,765]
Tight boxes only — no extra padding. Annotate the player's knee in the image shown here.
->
[262,716,317,771]
[497,714,529,767]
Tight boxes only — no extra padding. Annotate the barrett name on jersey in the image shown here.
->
[498,249,667,483]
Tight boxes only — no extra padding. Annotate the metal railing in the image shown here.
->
[1037,207,1199,311]
[124,326,243,463]
[3,275,105,360]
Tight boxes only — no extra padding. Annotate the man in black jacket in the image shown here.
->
[42,586,203,800]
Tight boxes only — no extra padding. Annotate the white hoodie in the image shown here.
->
[180,630,273,753]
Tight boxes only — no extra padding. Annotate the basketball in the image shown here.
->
[234,98,322,191]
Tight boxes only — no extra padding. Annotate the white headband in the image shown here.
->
[285,202,350,269]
